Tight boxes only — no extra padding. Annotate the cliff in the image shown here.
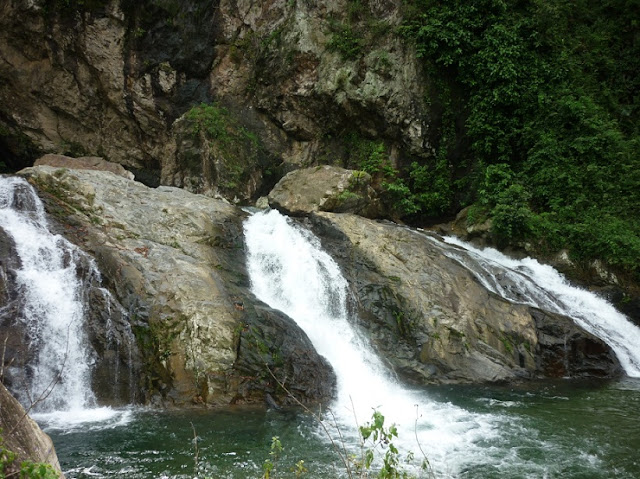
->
[0,0,426,199]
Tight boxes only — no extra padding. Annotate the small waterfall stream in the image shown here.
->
[438,236,640,377]
[244,209,640,477]
[0,176,130,427]
[245,210,505,476]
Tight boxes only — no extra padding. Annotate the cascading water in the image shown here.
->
[0,176,130,428]
[245,210,507,476]
[244,209,640,478]
[437,236,640,377]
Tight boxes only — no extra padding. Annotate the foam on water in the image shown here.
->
[32,407,134,432]
[244,210,517,476]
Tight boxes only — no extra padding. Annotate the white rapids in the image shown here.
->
[0,176,130,428]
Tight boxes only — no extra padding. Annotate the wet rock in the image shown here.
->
[532,309,621,377]
[0,184,142,406]
[233,303,336,405]
[0,228,31,394]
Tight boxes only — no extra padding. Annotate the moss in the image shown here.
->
[183,103,264,196]
[447,327,465,339]
[500,335,514,354]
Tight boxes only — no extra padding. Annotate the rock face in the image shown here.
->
[18,166,335,406]
[268,165,384,218]
[0,383,64,478]
[0,0,430,202]
[308,212,621,383]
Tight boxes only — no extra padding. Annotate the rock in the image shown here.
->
[268,165,384,218]
[19,166,335,406]
[447,206,492,240]
[233,304,336,405]
[0,228,30,395]
[532,309,621,377]
[34,154,135,180]
[308,212,621,383]
[0,0,430,203]
[0,383,64,478]
[163,106,272,202]
[255,196,269,209]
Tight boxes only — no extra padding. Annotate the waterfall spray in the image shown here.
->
[0,176,132,428]
[244,210,506,476]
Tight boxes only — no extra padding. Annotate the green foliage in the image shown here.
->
[184,103,263,192]
[400,0,640,276]
[325,0,393,61]
[262,436,284,479]
[353,410,431,478]
[343,135,420,216]
[186,103,232,145]
[328,23,363,60]
[257,410,431,479]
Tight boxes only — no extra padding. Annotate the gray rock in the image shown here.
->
[269,165,384,218]
[34,154,135,180]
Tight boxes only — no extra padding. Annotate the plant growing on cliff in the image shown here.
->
[328,23,363,60]
[186,103,232,144]
[0,431,59,479]
[184,102,264,192]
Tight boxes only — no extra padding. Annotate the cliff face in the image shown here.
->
[0,0,428,200]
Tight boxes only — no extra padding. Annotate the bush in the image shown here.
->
[399,0,639,274]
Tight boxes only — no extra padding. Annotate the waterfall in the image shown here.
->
[244,210,504,476]
[0,176,131,428]
[438,236,640,377]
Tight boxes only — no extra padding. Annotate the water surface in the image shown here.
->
[49,378,640,478]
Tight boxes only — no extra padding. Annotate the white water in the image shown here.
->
[244,210,508,476]
[439,236,640,377]
[0,176,127,426]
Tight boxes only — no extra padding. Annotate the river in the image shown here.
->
[3,180,639,478]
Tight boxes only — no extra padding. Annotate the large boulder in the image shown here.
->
[309,212,621,383]
[19,166,335,406]
[0,383,64,478]
[268,165,384,218]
